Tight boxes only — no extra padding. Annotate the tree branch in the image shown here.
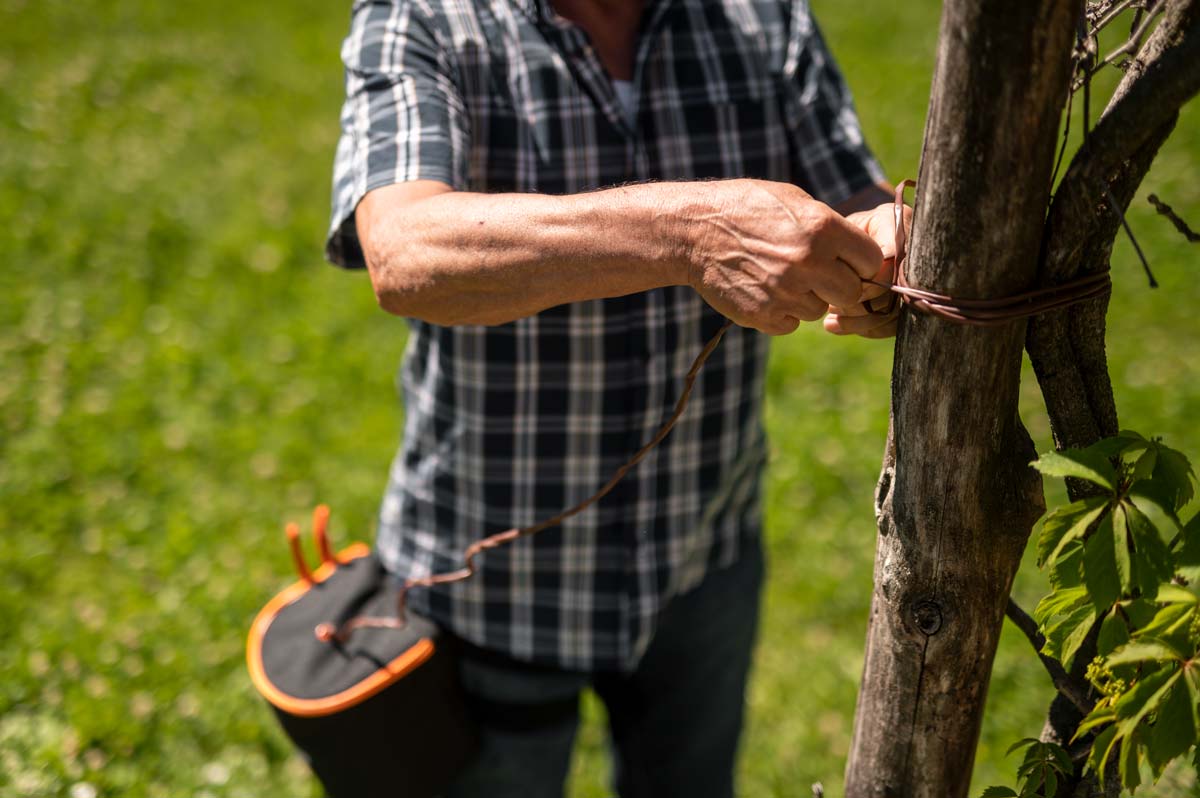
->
[1042,0,1200,286]
[1092,2,1165,72]
[1090,0,1147,37]
[1149,193,1200,241]
[1029,0,1199,453]
[1005,599,1094,714]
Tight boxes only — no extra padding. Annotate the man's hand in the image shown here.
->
[683,180,885,336]
[823,202,913,339]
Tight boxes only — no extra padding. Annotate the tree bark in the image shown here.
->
[843,2,1076,795]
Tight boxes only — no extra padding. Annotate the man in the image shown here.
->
[325,1,902,795]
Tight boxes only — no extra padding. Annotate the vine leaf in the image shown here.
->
[1176,512,1200,584]
[1042,601,1097,669]
[1146,679,1196,774]
[1075,705,1117,740]
[1084,514,1123,610]
[1032,449,1118,491]
[1119,724,1142,791]
[1005,738,1040,756]
[1153,584,1197,604]
[1126,502,1174,599]
[1130,445,1158,483]
[1151,444,1195,512]
[1037,496,1109,568]
[1097,606,1131,656]
[1106,640,1186,668]
[1050,538,1084,589]
[1035,586,1089,626]
[979,787,1018,798]
[1087,725,1120,785]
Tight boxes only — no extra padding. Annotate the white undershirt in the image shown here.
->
[612,80,636,126]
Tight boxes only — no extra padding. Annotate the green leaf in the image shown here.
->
[1087,725,1120,785]
[1049,539,1084,589]
[1005,737,1039,757]
[1129,444,1158,482]
[1074,706,1117,741]
[1118,726,1142,791]
[1155,584,1199,604]
[978,788,1018,798]
[1121,598,1160,628]
[1047,742,1073,774]
[1184,663,1200,731]
[1115,668,1179,728]
[1084,515,1123,610]
[1113,507,1134,595]
[1037,497,1109,569]
[1146,680,1197,773]
[1107,640,1186,668]
[1039,765,1058,798]
[1090,432,1147,458]
[1134,603,1193,643]
[1062,608,1098,670]
[1032,450,1117,492]
[1097,607,1131,657]
[1015,743,1068,798]
[1034,586,1089,627]
[1128,481,1185,533]
[1176,512,1200,584]
[1125,502,1175,598]
[1042,601,1096,669]
[1152,443,1196,512]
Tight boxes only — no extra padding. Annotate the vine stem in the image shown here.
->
[1005,599,1095,714]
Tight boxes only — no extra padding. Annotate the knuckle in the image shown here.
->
[808,208,837,237]
[787,241,817,268]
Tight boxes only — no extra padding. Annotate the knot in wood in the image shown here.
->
[911,599,943,636]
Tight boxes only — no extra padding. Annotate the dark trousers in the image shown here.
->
[444,539,765,798]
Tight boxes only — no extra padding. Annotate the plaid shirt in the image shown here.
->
[327,0,883,672]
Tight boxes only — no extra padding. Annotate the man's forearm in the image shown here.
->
[357,177,892,334]
[358,182,694,326]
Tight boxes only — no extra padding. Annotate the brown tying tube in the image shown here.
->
[315,178,1112,643]
[861,180,1112,325]
[314,320,734,643]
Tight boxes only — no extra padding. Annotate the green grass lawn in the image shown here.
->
[2,1,1197,796]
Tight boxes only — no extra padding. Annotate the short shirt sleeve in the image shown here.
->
[781,1,886,207]
[325,0,470,269]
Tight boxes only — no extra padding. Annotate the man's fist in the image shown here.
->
[823,201,913,339]
[682,180,885,336]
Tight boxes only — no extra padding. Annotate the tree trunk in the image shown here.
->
[843,2,1076,795]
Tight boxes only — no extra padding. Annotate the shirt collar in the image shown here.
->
[513,0,550,23]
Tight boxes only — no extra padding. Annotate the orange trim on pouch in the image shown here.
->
[246,542,436,718]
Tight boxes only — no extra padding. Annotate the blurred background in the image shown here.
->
[1,0,1197,795]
